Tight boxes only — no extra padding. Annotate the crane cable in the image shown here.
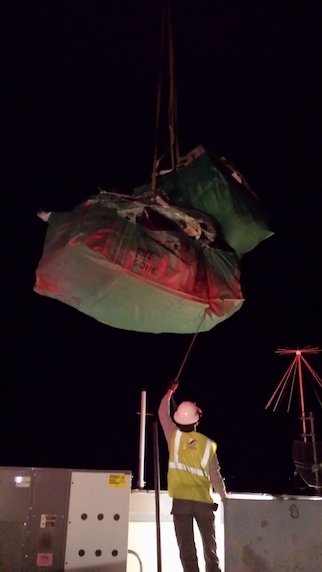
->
[151,3,166,192]
[152,0,202,382]
[151,0,179,192]
[167,0,180,172]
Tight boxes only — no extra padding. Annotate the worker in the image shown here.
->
[158,380,227,572]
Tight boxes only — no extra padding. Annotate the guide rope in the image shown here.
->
[175,311,206,381]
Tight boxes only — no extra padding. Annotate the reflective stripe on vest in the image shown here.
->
[169,431,212,479]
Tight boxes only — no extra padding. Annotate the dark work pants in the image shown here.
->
[172,499,221,572]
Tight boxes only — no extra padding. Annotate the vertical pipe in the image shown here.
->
[309,412,322,496]
[297,352,307,441]
[137,391,147,489]
[153,420,162,572]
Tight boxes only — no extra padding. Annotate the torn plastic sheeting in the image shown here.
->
[84,190,219,247]
[34,193,244,333]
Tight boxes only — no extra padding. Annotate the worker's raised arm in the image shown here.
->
[158,381,178,449]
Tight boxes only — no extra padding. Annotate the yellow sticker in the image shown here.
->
[109,473,126,488]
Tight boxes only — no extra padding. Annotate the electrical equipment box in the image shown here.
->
[0,467,131,572]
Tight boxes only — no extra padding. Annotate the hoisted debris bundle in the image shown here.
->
[34,146,273,334]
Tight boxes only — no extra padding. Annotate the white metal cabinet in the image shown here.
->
[64,471,131,571]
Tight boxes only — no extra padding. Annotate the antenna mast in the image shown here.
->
[266,347,322,493]
[266,347,322,438]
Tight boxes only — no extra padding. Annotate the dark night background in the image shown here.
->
[2,0,322,495]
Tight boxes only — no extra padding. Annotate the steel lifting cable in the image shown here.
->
[151,3,166,192]
[151,0,179,192]
[152,0,202,382]
[167,0,179,171]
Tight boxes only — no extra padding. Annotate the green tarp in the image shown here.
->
[134,146,273,257]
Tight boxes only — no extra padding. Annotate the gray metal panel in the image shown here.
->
[65,471,131,572]
[224,493,322,572]
[0,522,25,572]
[0,467,33,571]
[0,467,71,572]
[24,468,71,572]
[0,467,33,522]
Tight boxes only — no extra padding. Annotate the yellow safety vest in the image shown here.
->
[168,430,217,504]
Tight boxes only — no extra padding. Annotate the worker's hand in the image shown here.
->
[168,379,179,394]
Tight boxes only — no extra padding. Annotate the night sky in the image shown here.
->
[2,0,322,495]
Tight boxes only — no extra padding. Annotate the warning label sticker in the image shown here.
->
[40,514,56,528]
[109,474,126,488]
[36,553,53,566]
[14,476,30,488]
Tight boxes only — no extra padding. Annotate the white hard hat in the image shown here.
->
[174,401,201,425]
